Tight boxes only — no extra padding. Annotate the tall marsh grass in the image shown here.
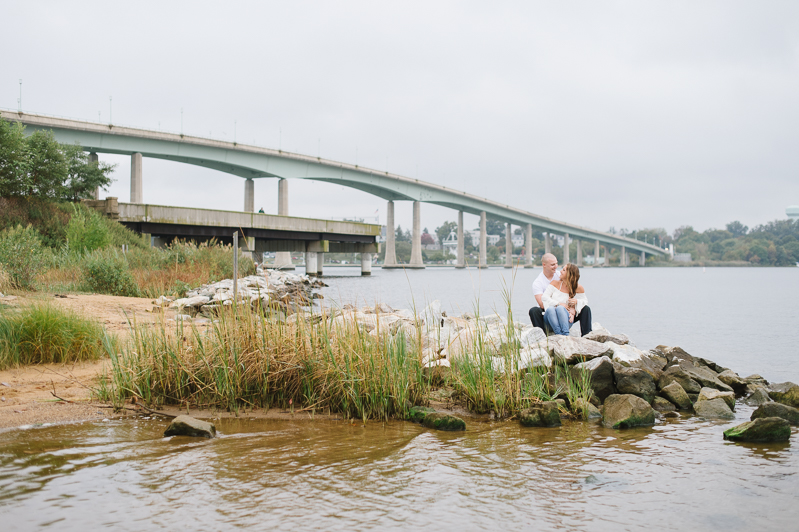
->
[104,305,427,421]
[0,304,116,369]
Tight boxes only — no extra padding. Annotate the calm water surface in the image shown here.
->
[1,267,798,530]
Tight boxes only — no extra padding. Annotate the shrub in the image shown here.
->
[0,224,45,289]
[0,304,115,369]
[0,264,9,293]
[66,203,110,253]
[83,251,140,297]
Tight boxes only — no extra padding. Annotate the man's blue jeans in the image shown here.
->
[544,306,572,335]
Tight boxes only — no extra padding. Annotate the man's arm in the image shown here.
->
[535,294,544,308]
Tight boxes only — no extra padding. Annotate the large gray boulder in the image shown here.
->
[614,367,657,404]
[717,370,749,396]
[751,402,799,426]
[677,361,734,393]
[656,345,696,366]
[658,366,702,394]
[583,329,630,345]
[767,382,799,408]
[546,336,613,364]
[693,398,735,420]
[571,356,616,402]
[723,417,791,443]
[164,415,217,438]
[519,401,561,427]
[744,388,772,407]
[601,394,656,429]
[698,387,736,411]
[660,381,693,410]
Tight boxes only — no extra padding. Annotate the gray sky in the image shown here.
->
[4,1,798,236]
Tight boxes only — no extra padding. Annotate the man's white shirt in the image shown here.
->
[532,270,561,298]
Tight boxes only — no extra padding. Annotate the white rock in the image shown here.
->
[608,343,645,365]
[170,295,210,309]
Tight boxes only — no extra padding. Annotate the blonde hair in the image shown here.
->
[561,263,580,297]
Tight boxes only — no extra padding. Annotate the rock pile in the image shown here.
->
[162,269,327,318]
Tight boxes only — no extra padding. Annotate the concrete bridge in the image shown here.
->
[2,110,668,268]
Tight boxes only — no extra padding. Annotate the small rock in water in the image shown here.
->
[660,381,693,410]
[744,388,772,406]
[601,394,656,429]
[519,401,562,427]
[571,398,602,420]
[767,382,799,408]
[693,398,735,420]
[697,387,736,411]
[408,406,465,431]
[723,417,791,443]
[750,403,799,426]
[163,415,216,438]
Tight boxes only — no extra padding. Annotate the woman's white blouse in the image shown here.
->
[542,283,588,315]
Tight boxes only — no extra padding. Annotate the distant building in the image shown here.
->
[788,206,799,220]
[442,231,458,256]
[511,234,524,247]
[674,253,692,262]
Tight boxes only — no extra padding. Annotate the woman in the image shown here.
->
[542,263,587,336]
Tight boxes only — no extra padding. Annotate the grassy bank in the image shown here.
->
[0,197,255,297]
[0,304,117,369]
[100,304,592,421]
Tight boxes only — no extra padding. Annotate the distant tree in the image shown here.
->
[435,220,457,244]
[485,218,505,235]
[726,221,749,237]
[421,232,435,245]
[395,225,411,242]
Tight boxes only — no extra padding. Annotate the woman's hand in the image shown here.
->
[567,297,577,308]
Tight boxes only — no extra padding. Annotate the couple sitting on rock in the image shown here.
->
[528,253,592,336]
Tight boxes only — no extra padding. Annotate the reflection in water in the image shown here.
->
[1,408,797,531]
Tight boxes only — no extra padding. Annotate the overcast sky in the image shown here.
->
[4,1,798,236]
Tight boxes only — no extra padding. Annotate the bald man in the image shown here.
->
[528,253,593,336]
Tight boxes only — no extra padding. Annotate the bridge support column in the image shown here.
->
[274,178,295,270]
[245,236,255,261]
[361,253,372,275]
[89,152,100,199]
[505,223,513,268]
[479,211,487,268]
[305,251,317,277]
[545,233,551,255]
[595,240,600,266]
[130,152,143,203]
[563,233,570,264]
[383,200,398,268]
[576,240,583,266]
[408,201,425,269]
[639,251,645,267]
[455,210,465,268]
[317,253,324,276]
[524,224,533,268]
[621,246,627,267]
[244,178,254,212]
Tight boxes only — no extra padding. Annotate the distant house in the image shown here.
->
[511,234,524,248]
[442,231,458,256]
[674,253,692,262]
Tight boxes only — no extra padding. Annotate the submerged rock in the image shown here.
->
[723,417,791,443]
[698,387,736,411]
[519,401,561,427]
[572,356,616,402]
[693,398,735,420]
[601,394,656,429]
[408,406,465,431]
[614,367,657,404]
[751,403,799,426]
[163,415,216,438]
[660,381,693,410]
[768,382,799,408]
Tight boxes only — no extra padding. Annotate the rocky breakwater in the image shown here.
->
[163,268,327,320]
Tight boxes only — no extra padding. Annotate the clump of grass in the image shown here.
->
[105,304,427,421]
[0,304,116,369]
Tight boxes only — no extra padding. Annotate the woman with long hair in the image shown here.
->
[541,263,587,336]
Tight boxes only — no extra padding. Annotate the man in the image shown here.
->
[528,253,592,336]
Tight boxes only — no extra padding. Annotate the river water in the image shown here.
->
[1,267,798,531]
